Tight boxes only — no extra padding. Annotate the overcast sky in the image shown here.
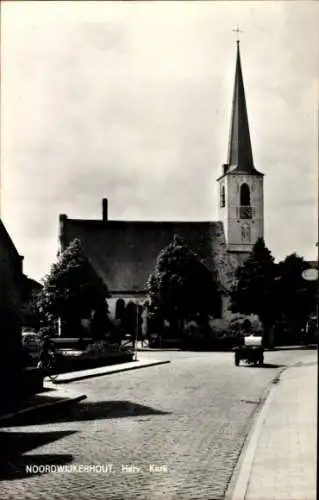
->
[1,1,318,281]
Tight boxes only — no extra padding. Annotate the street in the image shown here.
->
[0,348,316,500]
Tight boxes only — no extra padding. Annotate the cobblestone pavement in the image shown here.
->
[0,349,315,500]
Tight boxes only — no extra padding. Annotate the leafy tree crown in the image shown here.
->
[146,235,220,322]
[37,239,110,322]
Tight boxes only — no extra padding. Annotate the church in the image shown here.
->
[58,41,264,321]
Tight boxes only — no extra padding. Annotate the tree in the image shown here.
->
[21,277,43,330]
[230,238,278,346]
[146,235,220,337]
[275,253,316,338]
[22,291,43,330]
[37,239,110,336]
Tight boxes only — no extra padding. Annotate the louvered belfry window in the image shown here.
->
[240,183,252,219]
[220,185,226,208]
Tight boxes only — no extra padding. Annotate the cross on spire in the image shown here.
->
[225,37,263,176]
[227,35,254,171]
[232,26,243,43]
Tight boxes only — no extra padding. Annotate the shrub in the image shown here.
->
[38,324,57,339]
[228,314,263,337]
[208,318,229,339]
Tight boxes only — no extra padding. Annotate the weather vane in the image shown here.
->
[232,26,244,43]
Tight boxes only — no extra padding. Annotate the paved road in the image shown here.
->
[0,348,315,500]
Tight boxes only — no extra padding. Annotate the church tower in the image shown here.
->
[217,41,264,254]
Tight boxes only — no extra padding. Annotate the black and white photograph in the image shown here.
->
[0,1,318,499]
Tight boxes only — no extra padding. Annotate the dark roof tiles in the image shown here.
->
[61,218,237,293]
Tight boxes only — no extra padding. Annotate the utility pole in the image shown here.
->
[134,300,140,361]
[58,317,62,337]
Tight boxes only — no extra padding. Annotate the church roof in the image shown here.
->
[59,214,241,294]
[224,42,263,177]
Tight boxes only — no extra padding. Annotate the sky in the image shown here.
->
[1,1,318,282]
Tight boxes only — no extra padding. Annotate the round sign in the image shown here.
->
[301,268,318,281]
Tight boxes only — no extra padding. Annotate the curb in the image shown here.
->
[226,367,287,500]
[0,394,87,426]
[54,360,171,384]
[137,348,180,351]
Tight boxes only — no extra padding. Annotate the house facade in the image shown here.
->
[0,219,24,407]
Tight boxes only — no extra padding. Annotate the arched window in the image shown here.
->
[115,298,125,320]
[220,185,226,208]
[240,183,251,206]
[240,183,252,219]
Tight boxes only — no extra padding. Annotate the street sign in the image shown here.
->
[301,268,318,281]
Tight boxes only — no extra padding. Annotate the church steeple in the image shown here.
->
[217,39,264,254]
[226,41,262,176]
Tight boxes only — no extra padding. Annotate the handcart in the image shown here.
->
[233,335,264,367]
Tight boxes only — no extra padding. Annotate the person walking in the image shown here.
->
[37,334,56,368]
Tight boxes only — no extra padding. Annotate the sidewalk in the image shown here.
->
[0,386,87,427]
[53,356,170,383]
[0,356,170,425]
[230,359,317,500]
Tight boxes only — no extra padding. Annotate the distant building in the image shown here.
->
[0,219,24,407]
[58,42,265,321]
[23,276,43,296]
[304,260,318,326]
[305,260,318,270]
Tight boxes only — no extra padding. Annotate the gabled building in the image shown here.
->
[58,42,265,320]
[0,219,24,407]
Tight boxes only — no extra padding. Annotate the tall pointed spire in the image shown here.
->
[226,41,261,175]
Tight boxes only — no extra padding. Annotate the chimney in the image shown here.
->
[58,214,67,254]
[102,198,108,222]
